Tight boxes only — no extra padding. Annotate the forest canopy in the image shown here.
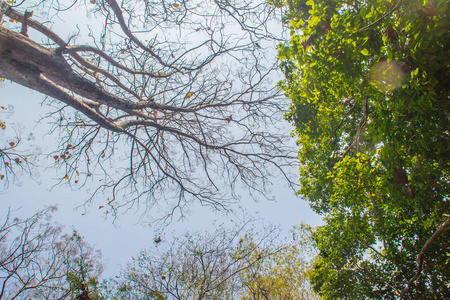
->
[276,0,449,298]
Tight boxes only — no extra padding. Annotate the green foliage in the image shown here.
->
[66,231,105,300]
[239,223,322,300]
[277,0,450,298]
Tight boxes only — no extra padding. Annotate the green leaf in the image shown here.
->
[361,48,369,56]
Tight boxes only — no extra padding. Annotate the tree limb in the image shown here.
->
[399,215,450,299]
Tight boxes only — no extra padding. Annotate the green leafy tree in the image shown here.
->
[239,223,321,300]
[276,0,450,298]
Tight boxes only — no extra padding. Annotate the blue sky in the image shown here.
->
[1,81,321,277]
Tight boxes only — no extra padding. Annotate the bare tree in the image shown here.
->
[0,207,103,299]
[0,0,295,220]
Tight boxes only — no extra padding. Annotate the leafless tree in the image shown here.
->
[0,207,103,299]
[0,0,296,220]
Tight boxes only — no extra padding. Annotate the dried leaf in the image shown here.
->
[394,168,408,184]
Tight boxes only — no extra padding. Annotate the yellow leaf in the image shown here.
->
[65,175,69,180]
[0,175,4,180]
[173,3,179,8]
[1,106,5,109]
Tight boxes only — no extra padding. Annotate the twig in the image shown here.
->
[354,96,368,153]
[357,0,402,32]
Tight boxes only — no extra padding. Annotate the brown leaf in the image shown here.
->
[402,185,416,198]
[394,168,408,184]
[385,26,398,41]
[424,6,439,17]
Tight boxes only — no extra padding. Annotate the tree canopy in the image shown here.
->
[276,0,449,298]
[107,222,320,299]
[0,207,103,299]
[0,0,296,220]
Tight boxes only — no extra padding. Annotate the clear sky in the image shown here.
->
[1,81,321,277]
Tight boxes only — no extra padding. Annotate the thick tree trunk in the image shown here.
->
[0,25,66,92]
[0,26,123,132]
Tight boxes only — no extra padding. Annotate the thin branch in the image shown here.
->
[399,215,450,299]
[357,0,402,32]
